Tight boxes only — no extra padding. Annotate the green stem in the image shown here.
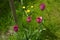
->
[21,0,23,5]
[9,0,18,24]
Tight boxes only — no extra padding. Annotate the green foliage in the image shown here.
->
[0,0,16,33]
[0,0,60,40]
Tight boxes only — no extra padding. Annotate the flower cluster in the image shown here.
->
[26,16,43,23]
[13,3,45,32]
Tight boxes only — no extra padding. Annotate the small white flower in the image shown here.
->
[22,6,25,9]
[31,6,34,8]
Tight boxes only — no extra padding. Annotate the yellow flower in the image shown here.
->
[31,6,34,8]
[26,10,30,13]
[22,6,25,9]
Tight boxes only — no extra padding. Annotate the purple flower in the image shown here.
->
[26,16,31,22]
[40,3,45,10]
[36,17,42,23]
[14,25,18,32]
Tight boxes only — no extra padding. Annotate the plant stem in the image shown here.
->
[9,0,18,24]
[21,0,23,5]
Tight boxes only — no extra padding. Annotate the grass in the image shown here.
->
[0,0,60,40]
